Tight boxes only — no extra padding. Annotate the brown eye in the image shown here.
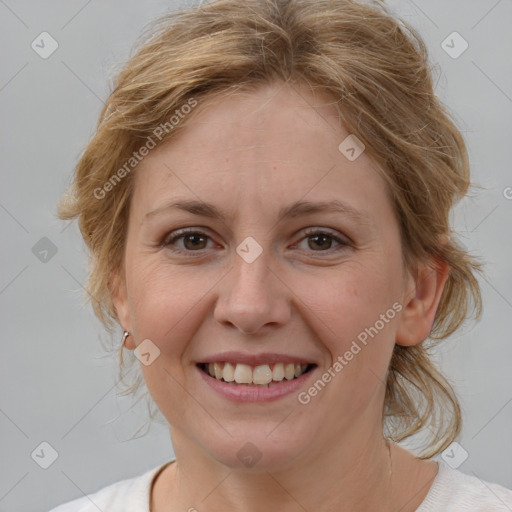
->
[182,233,208,250]
[296,228,350,253]
[165,230,212,252]
[307,233,334,251]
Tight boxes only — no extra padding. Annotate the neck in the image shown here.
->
[154,425,404,512]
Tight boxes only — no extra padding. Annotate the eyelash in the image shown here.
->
[162,227,350,256]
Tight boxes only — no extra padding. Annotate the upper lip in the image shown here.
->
[197,351,317,366]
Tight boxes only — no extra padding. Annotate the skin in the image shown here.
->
[112,80,449,512]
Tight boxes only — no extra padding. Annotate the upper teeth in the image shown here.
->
[205,362,309,385]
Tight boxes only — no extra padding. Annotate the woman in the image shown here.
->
[51,0,512,510]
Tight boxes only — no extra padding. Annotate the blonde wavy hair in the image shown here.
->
[58,0,484,457]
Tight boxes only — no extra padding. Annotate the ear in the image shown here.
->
[395,254,450,347]
[110,269,135,350]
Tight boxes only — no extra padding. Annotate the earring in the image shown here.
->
[121,330,130,348]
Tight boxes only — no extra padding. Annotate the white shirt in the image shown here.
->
[48,459,512,511]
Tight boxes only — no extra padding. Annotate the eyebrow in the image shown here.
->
[143,198,373,226]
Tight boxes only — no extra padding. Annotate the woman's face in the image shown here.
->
[113,81,436,470]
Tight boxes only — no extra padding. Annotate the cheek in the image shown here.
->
[294,258,399,341]
[126,258,217,352]
[292,259,400,399]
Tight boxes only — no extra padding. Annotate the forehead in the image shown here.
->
[132,82,393,227]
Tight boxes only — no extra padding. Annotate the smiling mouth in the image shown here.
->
[197,361,316,386]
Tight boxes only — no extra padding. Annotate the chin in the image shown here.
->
[200,430,307,473]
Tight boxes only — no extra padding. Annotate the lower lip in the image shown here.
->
[197,365,316,403]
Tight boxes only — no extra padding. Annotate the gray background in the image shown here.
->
[1,1,511,511]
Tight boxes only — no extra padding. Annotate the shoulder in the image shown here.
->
[47,462,171,512]
[417,460,512,511]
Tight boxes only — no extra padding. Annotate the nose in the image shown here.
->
[213,241,291,335]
